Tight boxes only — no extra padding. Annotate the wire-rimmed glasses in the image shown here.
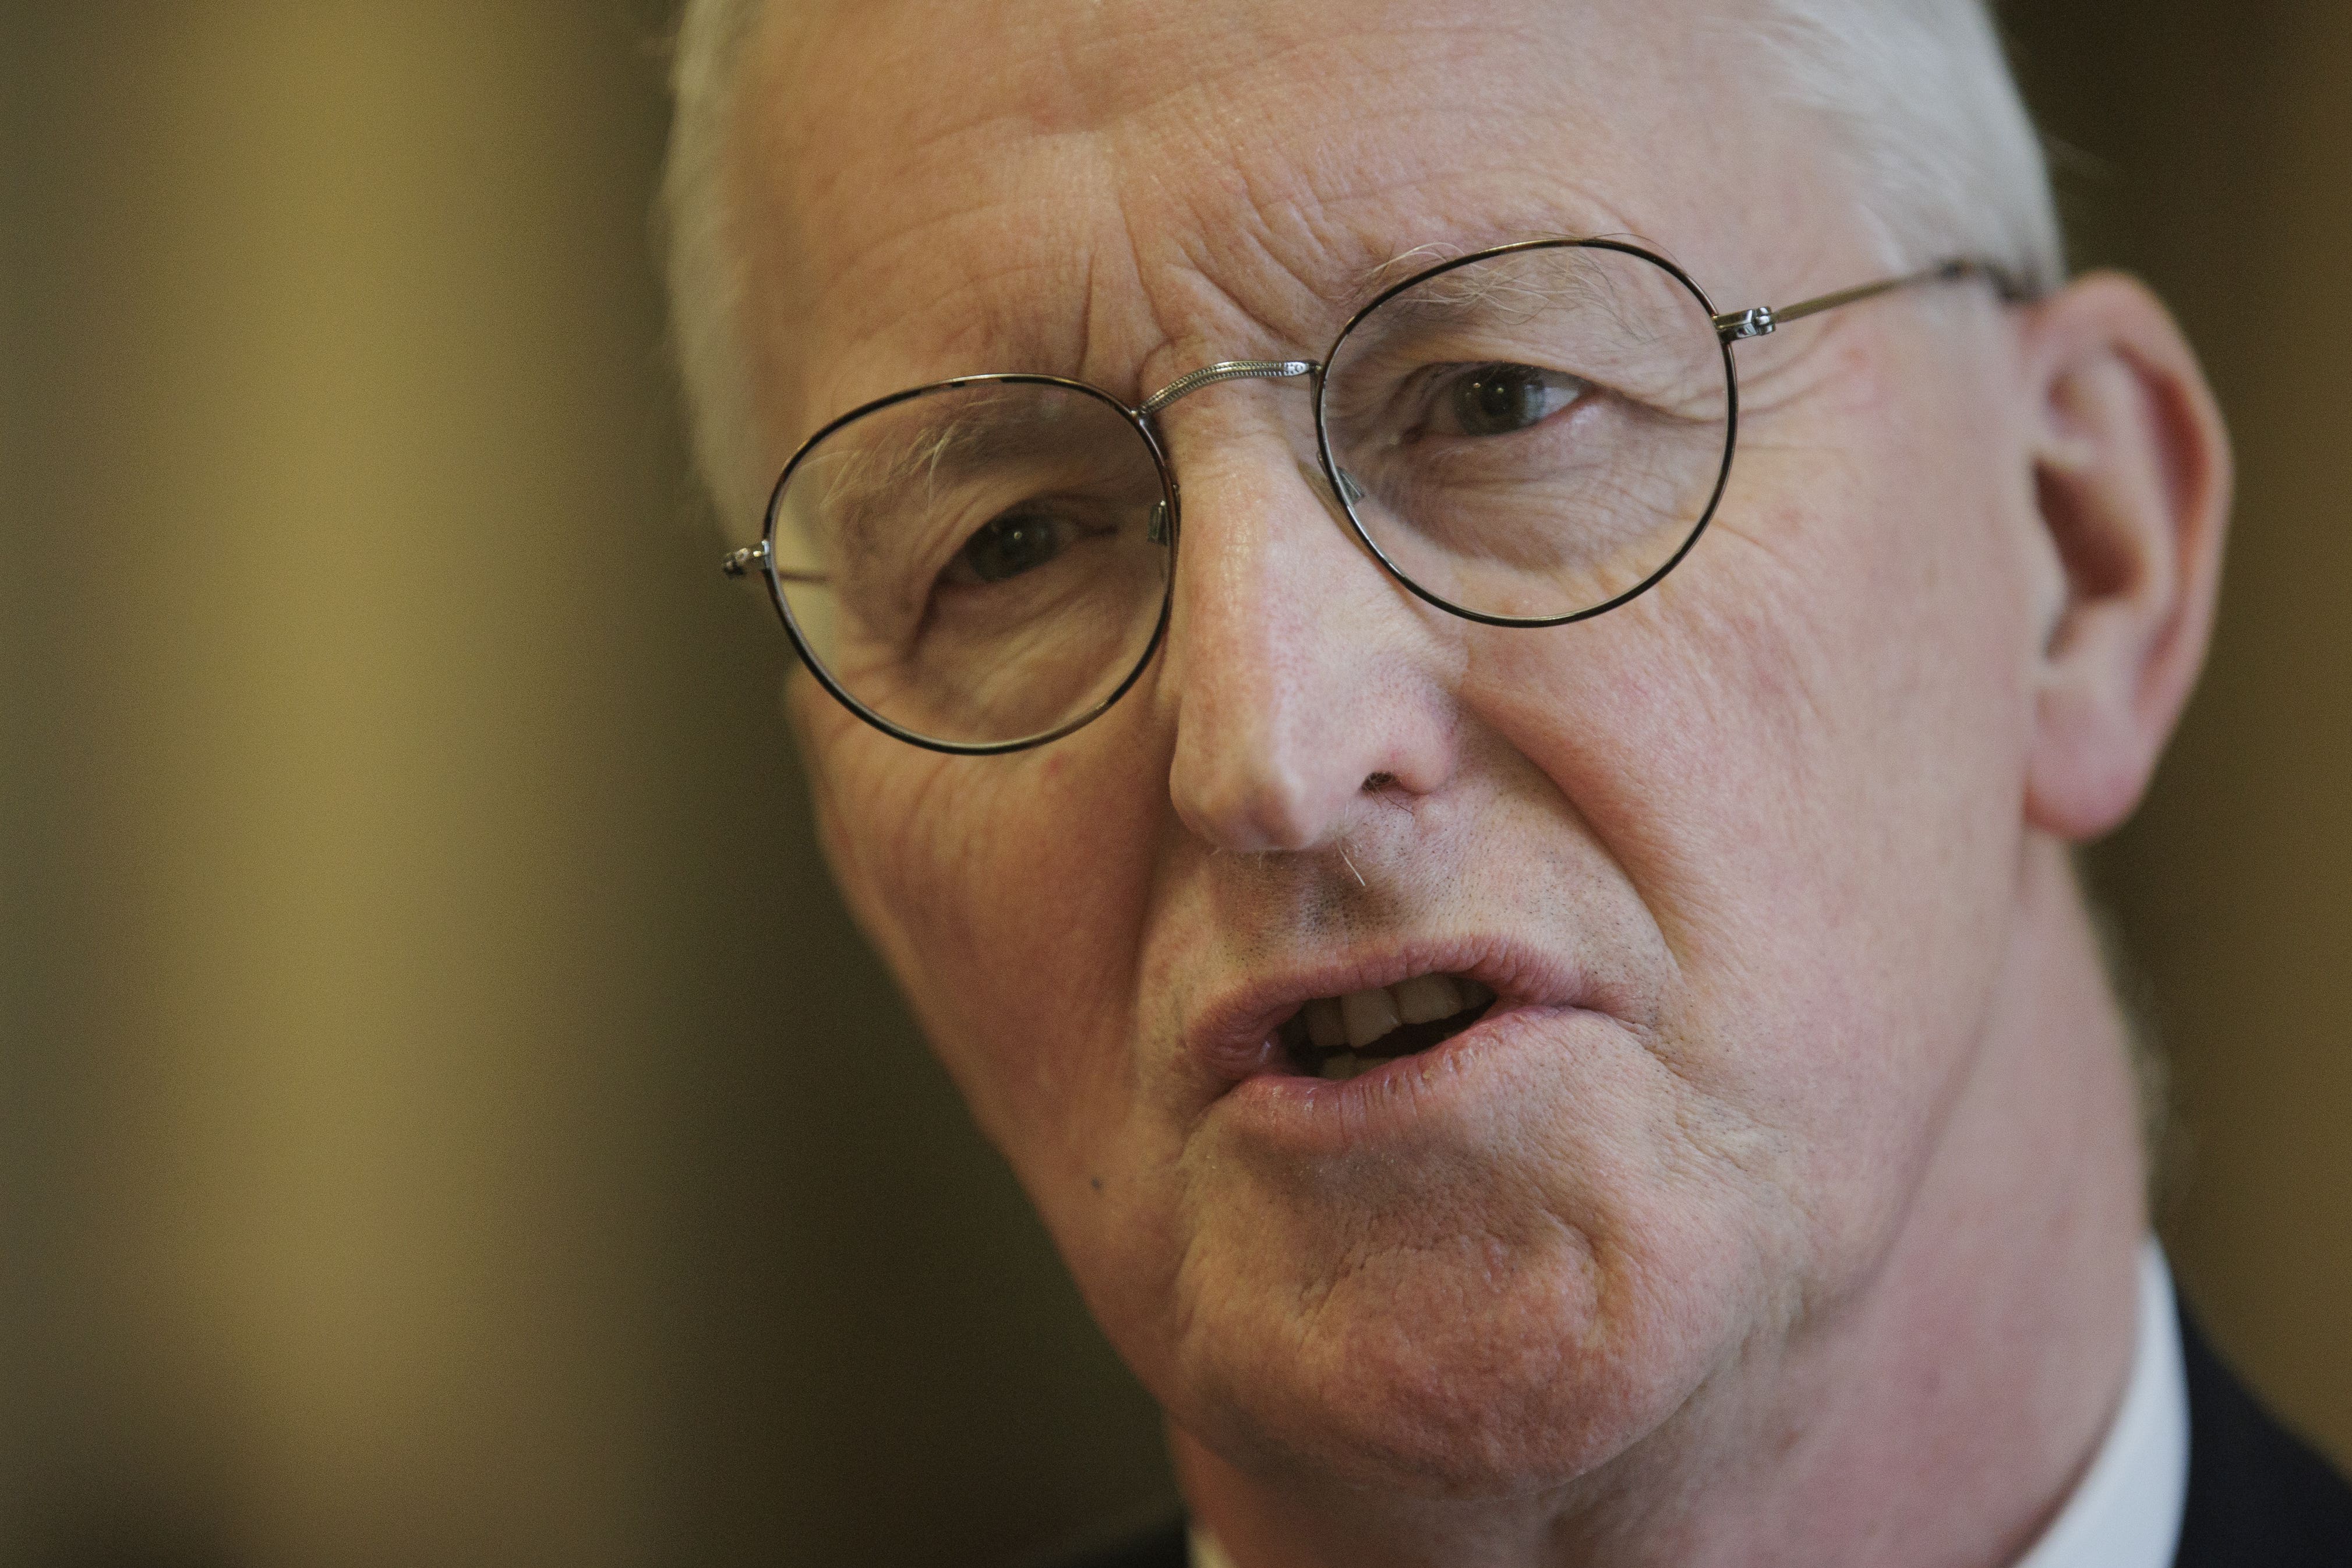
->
[722,238,2024,754]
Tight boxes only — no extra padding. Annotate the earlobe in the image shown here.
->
[2019,272,2233,840]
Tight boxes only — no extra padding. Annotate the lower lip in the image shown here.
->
[1212,1003,1587,1154]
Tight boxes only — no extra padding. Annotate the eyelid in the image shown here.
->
[937,507,1065,587]
[1409,362,1592,440]
[935,500,1126,589]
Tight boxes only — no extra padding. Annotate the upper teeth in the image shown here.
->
[1302,974,1493,1053]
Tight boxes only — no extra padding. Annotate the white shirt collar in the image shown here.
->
[1190,1240,2187,1568]
[2012,1238,2189,1568]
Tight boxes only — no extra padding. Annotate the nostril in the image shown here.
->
[1361,771,1396,793]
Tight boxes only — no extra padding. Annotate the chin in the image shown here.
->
[1155,1200,1748,1500]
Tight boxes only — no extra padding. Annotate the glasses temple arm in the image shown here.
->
[1714,257,2035,343]
[721,542,829,583]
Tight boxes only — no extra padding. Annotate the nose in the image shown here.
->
[1155,419,1458,854]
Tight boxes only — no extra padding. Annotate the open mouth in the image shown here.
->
[1272,974,1499,1082]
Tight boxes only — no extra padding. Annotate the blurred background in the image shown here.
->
[2,3,2344,1565]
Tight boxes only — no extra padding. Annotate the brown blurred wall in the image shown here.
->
[1,4,2344,1566]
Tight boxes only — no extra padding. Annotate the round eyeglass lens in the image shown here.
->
[1319,242,1735,623]
[765,379,1173,750]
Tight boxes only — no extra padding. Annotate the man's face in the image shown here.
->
[732,0,2050,1493]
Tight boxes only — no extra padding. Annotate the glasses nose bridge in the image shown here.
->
[1135,359,1339,545]
[1135,356,1366,551]
[1133,358,1320,419]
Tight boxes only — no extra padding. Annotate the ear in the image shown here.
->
[2018,271,2233,840]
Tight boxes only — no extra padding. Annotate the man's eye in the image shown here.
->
[942,508,1072,585]
[1431,363,1590,437]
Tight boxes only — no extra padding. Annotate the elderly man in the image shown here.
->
[666,0,2351,1563]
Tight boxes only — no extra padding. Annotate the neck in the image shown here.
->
[1173,836,2150,1568]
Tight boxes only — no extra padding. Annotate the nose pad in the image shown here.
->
[1142,455,1346,553]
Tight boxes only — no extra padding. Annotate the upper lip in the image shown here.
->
[1181,935,1600,1090]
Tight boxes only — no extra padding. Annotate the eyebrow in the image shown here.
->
[1354,241,1464,302]
[789,395,1096,566]
[1336,243,1654,350]
[1342,230,1662,314]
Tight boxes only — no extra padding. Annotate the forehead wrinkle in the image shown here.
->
[776,0,1644,312]
[747,0,1834,460]
[772,226,1085,436]
[737,13,1124,350]
[986,4,1567,143]
[741,121,1121,431]
[1089,52,1687,347]
[1123,139,1659,369]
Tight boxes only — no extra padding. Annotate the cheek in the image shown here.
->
[1467,387,2038,1275]
[799,681,1164,1182]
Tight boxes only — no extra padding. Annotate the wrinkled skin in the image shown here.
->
[717,2,2230,1563]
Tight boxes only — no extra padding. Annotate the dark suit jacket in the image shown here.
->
[2173,1305,2352,1565]
[1037,1304,2352,1568]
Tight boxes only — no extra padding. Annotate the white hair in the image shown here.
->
[662,0,772,532]
[1744,0,2061,297]
[660,0,2063,532]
